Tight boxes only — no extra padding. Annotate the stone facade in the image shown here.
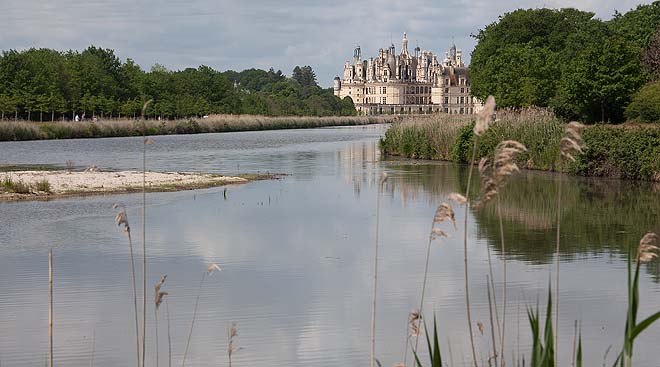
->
[334,33,482,115]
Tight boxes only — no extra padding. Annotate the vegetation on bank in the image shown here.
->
[380,112,660,181]
[0,114,393,141]
[0,48,356,120]
[469,3,660,123]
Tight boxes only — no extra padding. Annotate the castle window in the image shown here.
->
[460,96,464,104]
[444,108,449,113]
[444,97,448,104]
[460,108,464,114]
[461,88,464,93]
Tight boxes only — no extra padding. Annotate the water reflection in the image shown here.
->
[0,126,659,367]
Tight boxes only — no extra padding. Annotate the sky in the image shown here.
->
[0,0,654,87]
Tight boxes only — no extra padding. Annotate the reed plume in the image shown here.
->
[555,121,585,360]
[475,139,527,367]
[182,263,222,366]
[113,203,141,367]
[462,95,496,367]
[227,322,241,367]
[637,232,659,263]
[407,200,455,366]
[154,275,168,367]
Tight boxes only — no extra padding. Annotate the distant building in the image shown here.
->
[334,33,482,115]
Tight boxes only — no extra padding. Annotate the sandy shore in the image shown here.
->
[0,170,251,200]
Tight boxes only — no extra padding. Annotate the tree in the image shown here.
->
[292,65,318,88]
[642,26,660,79]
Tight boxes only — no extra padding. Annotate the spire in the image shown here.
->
[402,32,409,55]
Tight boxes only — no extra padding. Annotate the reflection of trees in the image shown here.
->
[384,161,660,277]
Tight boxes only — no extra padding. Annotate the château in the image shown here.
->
[334,33,482,115]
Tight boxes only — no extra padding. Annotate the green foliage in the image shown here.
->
[412,316,442,367]
[1,176,31,193]
[471,5,660,123]
[527,285,554,367]
[0,47,354,120]
[451,123,474,163]
[625,82,660,122]
[383,112,660,181]
[34,178,51,192]
[572,126,660,180]
[614,244,660,367]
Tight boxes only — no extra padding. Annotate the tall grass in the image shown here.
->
[370,172,387,367]
[0,114,394,142]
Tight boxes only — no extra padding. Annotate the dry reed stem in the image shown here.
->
[166,298,172,367]
[49,248,53,367]
[370,172,387,367]
[462,96,496,367]
[182,263,221,366]
[411,200,455,360]
[141,99,152,367]
[114,202,141,367]
[555,121,585,360]
[154,275,168,367]
[227,322,241,367]
[487,276,498,367]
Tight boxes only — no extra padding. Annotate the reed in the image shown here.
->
[461,96,496,367]
[555,121,586,359]
[154,275,168,367]
[0,115,393,142]
[615,232,660,367]
[113,203,141,367]
[370,172,387,367]
[182,263,222,366]
[141,100,152,367]
[227,322,241,367]
[409,200,456,363]
[48,249,53,367]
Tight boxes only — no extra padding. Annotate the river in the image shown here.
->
[1,125,659,366]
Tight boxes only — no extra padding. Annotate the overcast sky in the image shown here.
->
[0,0,653,86]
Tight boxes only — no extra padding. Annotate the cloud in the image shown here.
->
[0,0,653,86]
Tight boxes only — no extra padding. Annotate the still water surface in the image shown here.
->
[1,125,659,366]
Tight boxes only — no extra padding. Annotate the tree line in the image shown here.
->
[0,48,356,121]
[470,2,660,123]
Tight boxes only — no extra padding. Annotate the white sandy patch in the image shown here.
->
[1,170,247,194]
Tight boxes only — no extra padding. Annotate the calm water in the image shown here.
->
[1,125,659,366]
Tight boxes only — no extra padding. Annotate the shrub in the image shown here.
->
[1,176,32,193]
[625,82,660,123]
[34,178,51,192]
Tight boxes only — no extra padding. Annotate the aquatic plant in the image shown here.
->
[370,172,387,367]
[554,121,585,358]
[614,232,660,367]
[113,203,141,367]
[154,275,168,367]
[182,263,222,366]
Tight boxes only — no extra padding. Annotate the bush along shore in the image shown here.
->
[380,109,660,181]
[0,114,394,141]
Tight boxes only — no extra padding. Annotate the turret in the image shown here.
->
[402,32,409,56]
[333,77,341,96]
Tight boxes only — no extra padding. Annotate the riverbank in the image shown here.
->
[0,114,394,141]
[380,111,660,181]
[0,170,268,201]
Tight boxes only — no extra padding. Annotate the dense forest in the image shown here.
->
[0,50,356,121]
[470,1,660,123]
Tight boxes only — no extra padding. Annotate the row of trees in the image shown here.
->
[470,2,660,123]
[0,48,356,121]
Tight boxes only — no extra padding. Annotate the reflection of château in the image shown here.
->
[334,33,482,115]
